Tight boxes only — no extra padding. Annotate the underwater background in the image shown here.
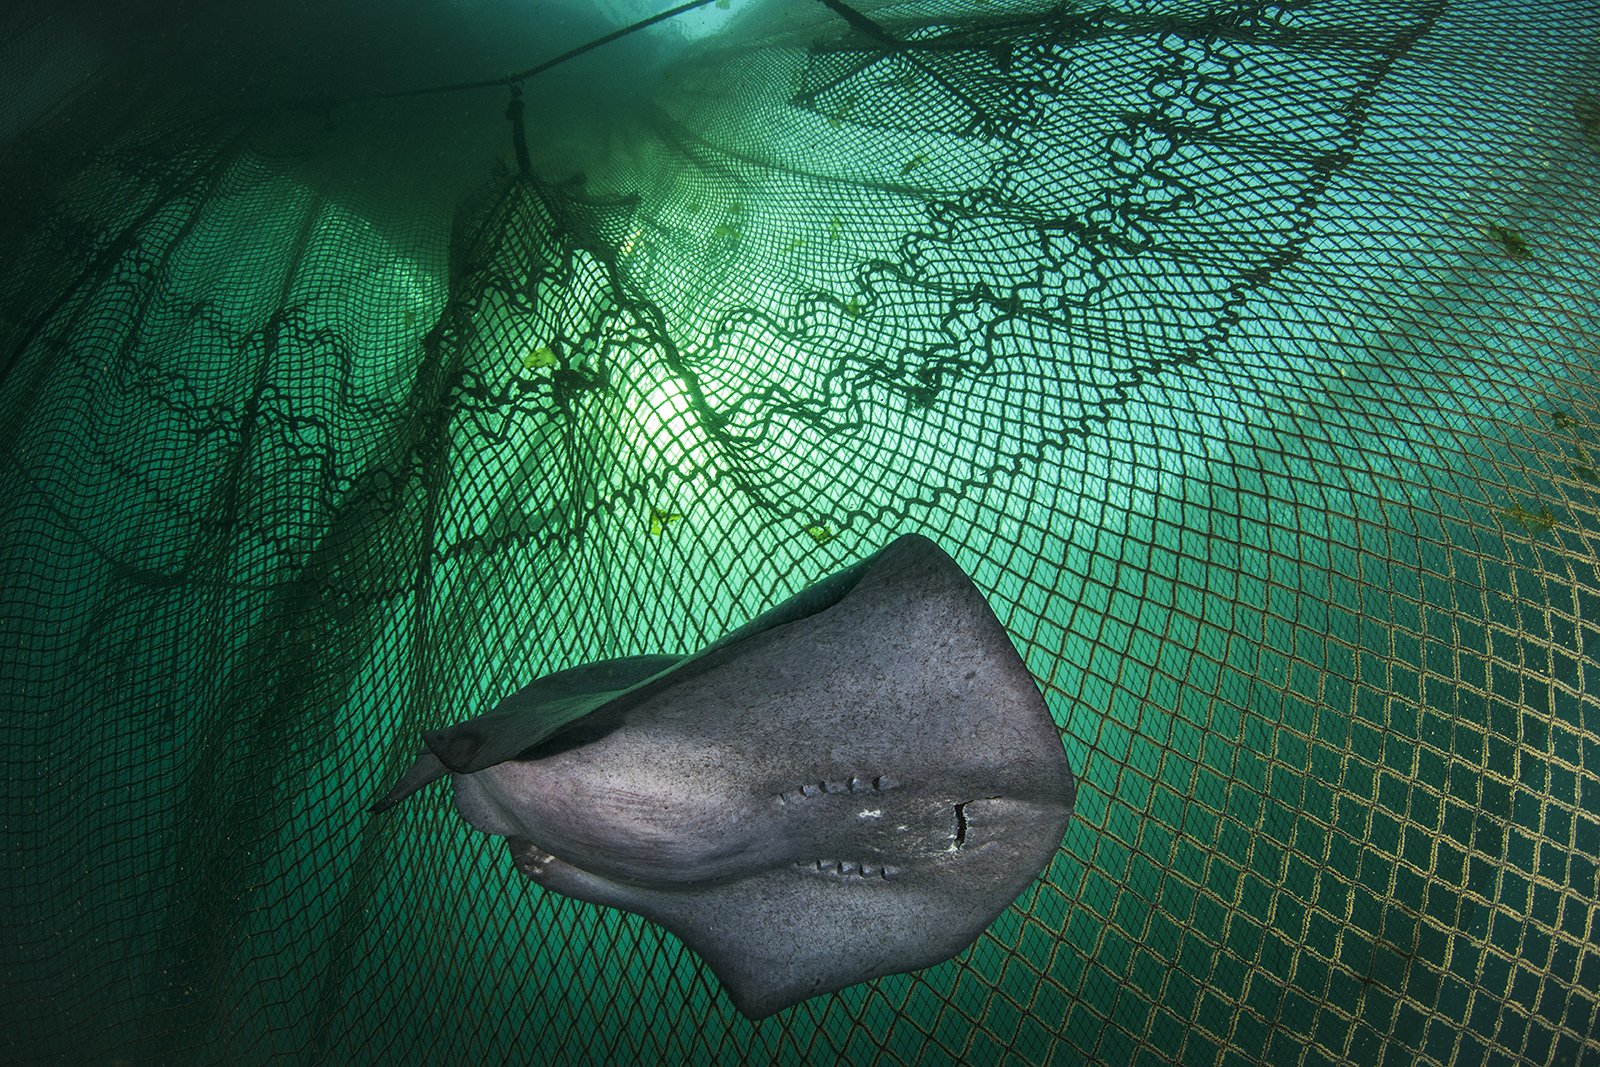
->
[1,0,1597,1062]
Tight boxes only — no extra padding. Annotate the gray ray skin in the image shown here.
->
[375,533,1075,1019]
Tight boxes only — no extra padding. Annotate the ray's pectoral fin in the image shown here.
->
[422,653,683,774]
[506,793,1072,1021]
[506,839,933,1019]
[665,867,972,1020]
[672,796,1069,1019]
[369,751,447,814]
[536,851,1000,1020]
[373,654,681,812]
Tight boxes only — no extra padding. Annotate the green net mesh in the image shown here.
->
[2,0,1598,1062]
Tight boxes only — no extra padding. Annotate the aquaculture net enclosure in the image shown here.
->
[1,0,1597,1063]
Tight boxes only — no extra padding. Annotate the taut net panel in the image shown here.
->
[1,0,1598,1063]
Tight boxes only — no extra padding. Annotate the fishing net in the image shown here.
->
[2,0,1597,1062]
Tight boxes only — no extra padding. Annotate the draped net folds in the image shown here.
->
[1,0,1598,1063]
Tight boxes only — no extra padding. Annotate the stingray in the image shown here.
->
[373,533,1075,1019]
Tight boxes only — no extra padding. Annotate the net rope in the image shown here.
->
[2,0,1597,1063]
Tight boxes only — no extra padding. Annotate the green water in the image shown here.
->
[1,0,1598,1063]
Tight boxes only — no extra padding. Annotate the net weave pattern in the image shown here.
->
[1,0,1597,1063]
